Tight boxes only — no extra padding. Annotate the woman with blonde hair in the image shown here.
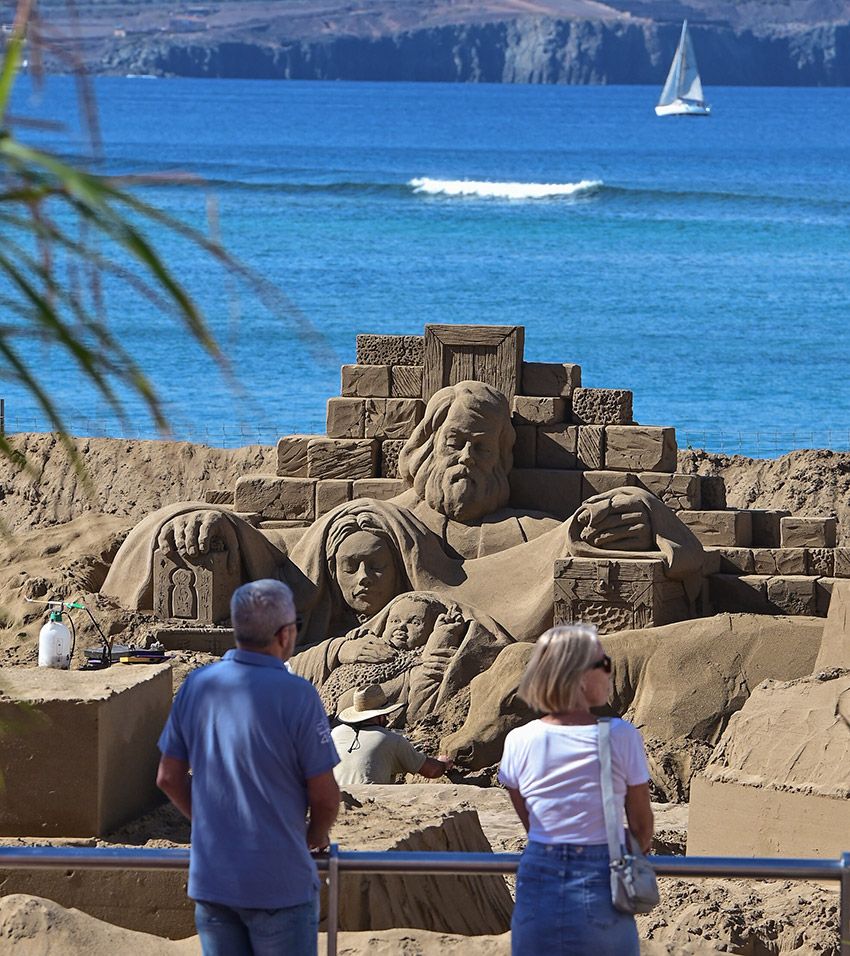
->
[499,624,653,955]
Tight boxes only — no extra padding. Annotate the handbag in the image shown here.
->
[597,717,660,915]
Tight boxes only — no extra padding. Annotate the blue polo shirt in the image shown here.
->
[158,648,339,909]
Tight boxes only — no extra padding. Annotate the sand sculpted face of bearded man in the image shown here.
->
[398,381,515,524]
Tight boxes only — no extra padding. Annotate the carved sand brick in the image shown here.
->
[423,325,523,401]
[203,490,233,505]
[512,425,536,469]
[307,439,378,481]
[711,548,755,574]
[749,509,791,548]
[356,334,423,366]
[709,574,770,614]
[576,425,605,470]
[751,548,807,576]
[352,478,406,501]
[571,388,632,425]
[637,472,701,511]
[807,548,835,577]
[341,364,391,398]
[605,426,676,473]
[509,468,582,520]
[326,398,365,439]
[835,549,850,578]
[512,396,566,426]
[536,425,577,469]
[391,365,423,398]
[767,575,818,616]
[315,479,352,517]
[582,471,636,500]
[365,398,425,440]
[234,476,316,521]
[678,510,753,547]
[276,434,318,478]
[699,475,727,511]
[816,578,835,616]
[521,362,581,397]
[781,516,838,549]
[380,439,407,479]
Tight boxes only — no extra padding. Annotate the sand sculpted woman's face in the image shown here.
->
[334,530,400,618]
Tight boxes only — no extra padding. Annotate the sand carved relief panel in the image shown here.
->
[153,545,240,625]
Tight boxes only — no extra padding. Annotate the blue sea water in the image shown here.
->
[7,78,850,455]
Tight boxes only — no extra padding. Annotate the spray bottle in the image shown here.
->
[37,602,73,669]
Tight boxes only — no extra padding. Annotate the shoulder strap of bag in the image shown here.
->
[598,717,624,864]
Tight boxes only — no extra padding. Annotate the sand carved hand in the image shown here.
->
[157,510,240,573]
[576,493,654,552]
[338,633,395,665]
[425,603,467,652]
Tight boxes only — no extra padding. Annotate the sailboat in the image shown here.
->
[655,20,711,117]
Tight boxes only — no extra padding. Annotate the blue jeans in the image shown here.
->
[194,894,319,956]
[511,841,639,956]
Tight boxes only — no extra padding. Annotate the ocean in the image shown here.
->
[8,77,850,455]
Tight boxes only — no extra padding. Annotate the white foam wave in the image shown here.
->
[409,177,602,200]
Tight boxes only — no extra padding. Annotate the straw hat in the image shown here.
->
[337,685,404,724]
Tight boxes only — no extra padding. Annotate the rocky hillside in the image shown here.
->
[31,0,850,84]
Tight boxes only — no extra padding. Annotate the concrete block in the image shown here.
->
[781,516,838,549]
[391,365,423,398]
[521,362,581,397]
[751,548,807,576]
[512,425,536,469]
[316,479,352,517]
[709,547,755,574]
[605,426,676,472]
[835,549,850,578]
[307,439,379,481]
[203,489,233,505]
[678,509,753,547]
[380,439,407,479]
[423,324,523,401]
[708,574,770,613]
[699,475,727,511]
[748,509,791,548]
[365,398,424,440]
[511,395,566,426]
[341,364,391,398]
[326,397,365,439]
[356,334,423,366]
[276,434,318,478]
[0,664,172,836]
[576,425,605,470]
[536,425,577,469]
[582,470,636,500]
[571,388,632,425]
[807,548,835,577]
[352,478,406,501]
[509,468,583,520]
[235,475,316,521]
[767,575,818,616]
[637,472,701,510]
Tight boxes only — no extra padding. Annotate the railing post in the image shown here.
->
[327,842,339,956]
[841,852,850,956]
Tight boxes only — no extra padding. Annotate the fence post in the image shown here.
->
[841,852,850,956]
[327,842,339,956]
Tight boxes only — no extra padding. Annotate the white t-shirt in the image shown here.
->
[498,718,650,845]
[331,724,426,785]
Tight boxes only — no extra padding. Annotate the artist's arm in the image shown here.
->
[625,782,654,853]
[306,770,340,851]
[157,755,192,820]
[506,786,530,832]
[418,755,454,779]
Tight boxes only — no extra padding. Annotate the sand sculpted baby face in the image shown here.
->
[385,596,442,651]
[333,530,400,619]
[427,403,507,523]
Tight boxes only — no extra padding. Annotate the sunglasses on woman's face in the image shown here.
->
[591,654,612,674]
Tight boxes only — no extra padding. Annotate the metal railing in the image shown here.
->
[1,845,847,955]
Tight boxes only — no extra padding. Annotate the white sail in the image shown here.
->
[655,20,710,116]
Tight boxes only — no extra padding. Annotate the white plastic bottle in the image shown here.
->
[38,610,72,669]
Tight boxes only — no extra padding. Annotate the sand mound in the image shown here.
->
[0,433,275,531]
[679,448,850,543]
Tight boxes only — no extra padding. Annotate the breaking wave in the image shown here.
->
[408,177,603,200]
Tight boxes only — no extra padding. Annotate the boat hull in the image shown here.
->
[655,99,711,117]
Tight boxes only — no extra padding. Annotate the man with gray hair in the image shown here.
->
[157,579,340,956]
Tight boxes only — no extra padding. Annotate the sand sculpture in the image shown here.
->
[98,323,844,746]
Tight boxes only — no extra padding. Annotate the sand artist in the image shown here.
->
[101,381,704,648]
